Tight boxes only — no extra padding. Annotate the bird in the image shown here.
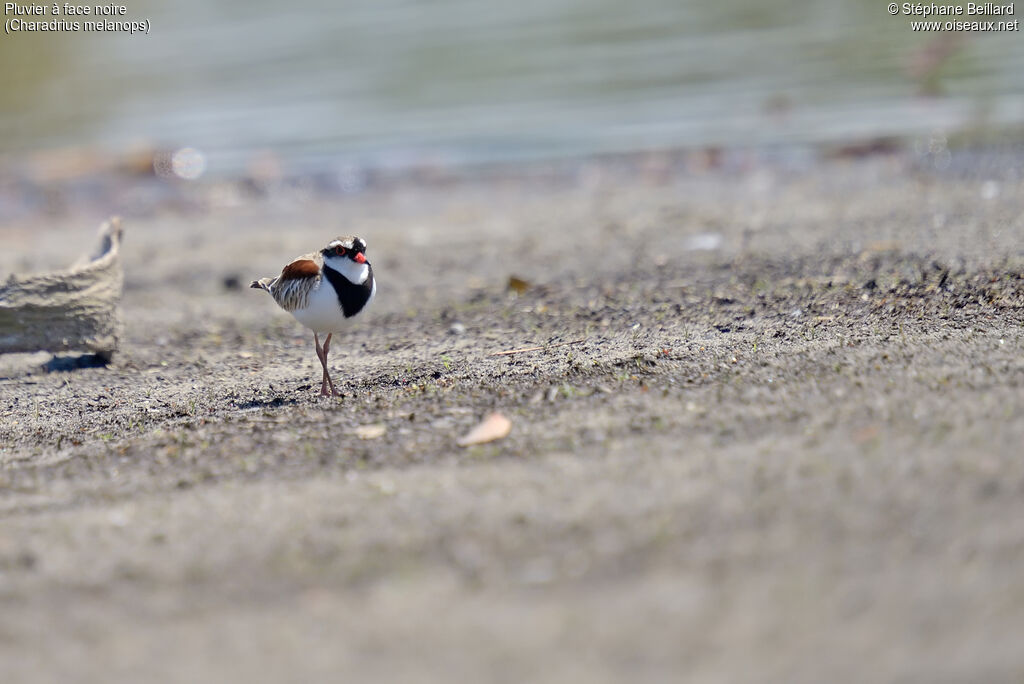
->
[250,236,375,396]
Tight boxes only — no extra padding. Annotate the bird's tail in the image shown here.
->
[250,277,275,292]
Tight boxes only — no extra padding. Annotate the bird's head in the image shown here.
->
[321,236,371,283]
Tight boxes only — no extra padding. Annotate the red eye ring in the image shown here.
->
[335,246,346,256]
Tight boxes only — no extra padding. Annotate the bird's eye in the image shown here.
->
[335,247,346,256]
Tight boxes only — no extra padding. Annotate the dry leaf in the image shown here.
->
[457,412,512,447]
[354,423,386,440]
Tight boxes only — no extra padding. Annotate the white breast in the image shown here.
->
[323,254,370,284]
[290,277,347,333]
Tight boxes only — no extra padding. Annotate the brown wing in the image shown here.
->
[279,255,321,281]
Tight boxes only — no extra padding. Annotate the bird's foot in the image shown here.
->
[318,381,343,397]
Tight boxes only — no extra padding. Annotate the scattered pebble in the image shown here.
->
[683,232,723,251]
[507,275,532,294]
[981,180,999,200]
[370,477,396,495]
[354,423,387,440]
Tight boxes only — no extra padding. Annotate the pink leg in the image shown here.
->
[321,333,341,396]
[314,333,330,396]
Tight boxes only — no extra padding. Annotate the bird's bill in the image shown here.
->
[354,252,366,264]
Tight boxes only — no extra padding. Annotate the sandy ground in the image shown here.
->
[1,148,1024,683]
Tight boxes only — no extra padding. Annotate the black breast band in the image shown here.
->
[322,264,374,318]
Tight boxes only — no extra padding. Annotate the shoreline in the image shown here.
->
[4,133,1024,222]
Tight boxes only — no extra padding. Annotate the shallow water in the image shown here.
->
[1,0,1023,175]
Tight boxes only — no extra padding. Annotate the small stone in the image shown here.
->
[507,276,532,294]
[354,423,386,440]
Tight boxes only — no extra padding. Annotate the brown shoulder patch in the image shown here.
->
[280,258,320,281]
